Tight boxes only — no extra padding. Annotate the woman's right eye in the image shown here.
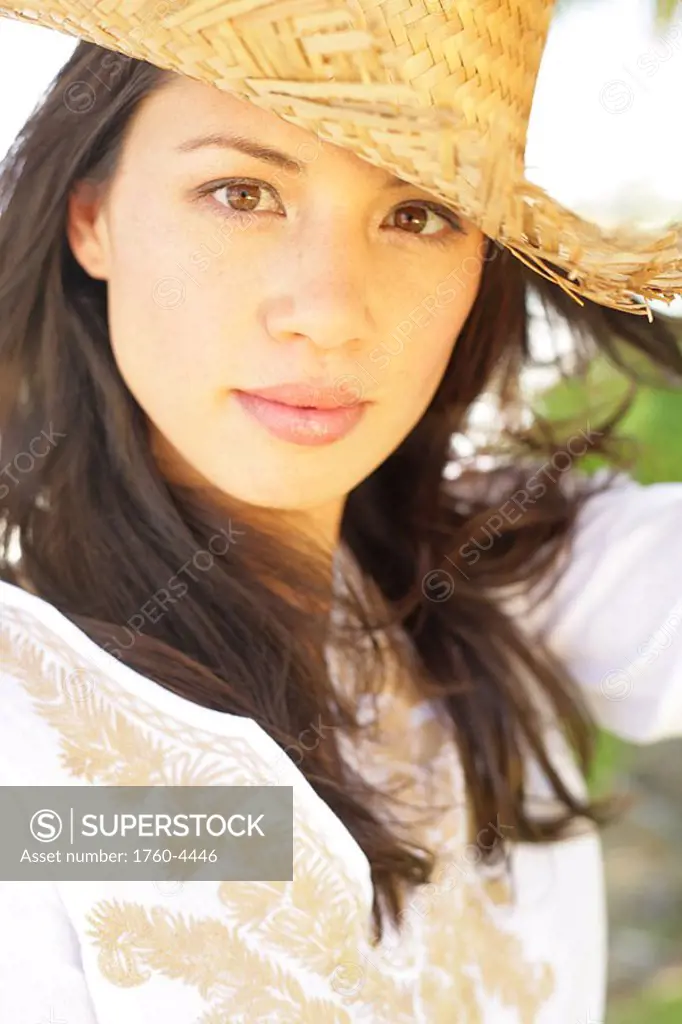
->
[201,179,282,218]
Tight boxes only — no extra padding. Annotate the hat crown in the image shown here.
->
[1,0,681,312]
[1,0,556,158]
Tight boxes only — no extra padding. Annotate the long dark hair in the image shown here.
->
[2,40,682,942]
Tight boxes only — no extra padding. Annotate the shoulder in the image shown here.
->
[0,579,283,787]
[570,469,682,533]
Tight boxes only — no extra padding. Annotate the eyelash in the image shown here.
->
[195,177,464,244]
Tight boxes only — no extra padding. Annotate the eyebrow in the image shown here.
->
[175,131,411,190]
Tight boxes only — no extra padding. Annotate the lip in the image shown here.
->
[237,381,362,410]
[234,386,369,447]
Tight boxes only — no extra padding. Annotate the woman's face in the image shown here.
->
[68,74,486,542]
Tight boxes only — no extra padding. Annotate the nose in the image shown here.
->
[262,215,378,351]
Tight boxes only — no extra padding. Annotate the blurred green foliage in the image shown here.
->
[655,0,682,23]
[534,349,682,483]
[611,992,682,1024]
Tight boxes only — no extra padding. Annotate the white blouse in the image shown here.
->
[1,474,681,1023]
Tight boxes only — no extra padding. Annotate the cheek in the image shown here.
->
[383,248,483,403]
[106,272,215,416]
[103,187,244,406]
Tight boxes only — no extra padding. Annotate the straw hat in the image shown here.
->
[2,0,681,317]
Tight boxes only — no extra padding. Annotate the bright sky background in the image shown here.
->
[0,0,680,316]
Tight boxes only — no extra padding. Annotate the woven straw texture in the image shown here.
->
[1,0,681,316]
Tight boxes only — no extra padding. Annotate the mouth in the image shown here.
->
[233,387,369,447]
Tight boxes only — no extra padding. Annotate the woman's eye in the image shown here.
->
[388,202,463,240]
[205,179,282,216]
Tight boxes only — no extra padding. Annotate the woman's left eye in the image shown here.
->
[388,202,464,240]
[198,178,463,241]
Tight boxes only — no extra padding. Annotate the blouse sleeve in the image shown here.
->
[511,474,682,744]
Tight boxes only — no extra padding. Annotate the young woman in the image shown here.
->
[0,2,681,1022]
